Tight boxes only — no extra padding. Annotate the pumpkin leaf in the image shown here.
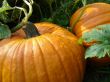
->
[0,11,10,23]
[0,22,11,39]
[85,43,110,59]
[82,24,110,43]
[0,0,14,23]
[0,0,12,13]
[82,24,110,59]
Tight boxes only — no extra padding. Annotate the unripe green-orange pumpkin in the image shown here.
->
[70,3,110,65]
[0,22,85,82]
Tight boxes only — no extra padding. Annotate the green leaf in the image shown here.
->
[82,24,110,43]
[0,0,14,23]
[82,24,110,58]
[0,0,12,13]
[0,11,10,23]
[0,22,11,39]
[85,43,110,59]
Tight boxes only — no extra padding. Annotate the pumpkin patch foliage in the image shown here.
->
[82,24,110,58]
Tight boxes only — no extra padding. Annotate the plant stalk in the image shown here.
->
[11,0,34,32]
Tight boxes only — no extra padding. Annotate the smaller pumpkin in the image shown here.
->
[70,3,110,38]
[70,3,110,65]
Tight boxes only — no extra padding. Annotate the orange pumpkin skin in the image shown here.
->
[70,3,110,65]
[70,3,110,38]
[0,22,85,82]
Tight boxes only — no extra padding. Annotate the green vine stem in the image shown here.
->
[11,0,34,32]
[82,0,87,6]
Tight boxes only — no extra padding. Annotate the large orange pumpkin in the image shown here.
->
[0,22,85,82]
[70,3,110,65]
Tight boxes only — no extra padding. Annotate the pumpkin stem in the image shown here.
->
[23,22,40,38]
[11,0,34,32]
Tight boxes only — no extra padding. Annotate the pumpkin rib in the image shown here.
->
[31,39,40,82]
[62,40,83,82]
[42,35,81,82]
[0,41,18,82]
[2,41,22,82]
[36,36,68,82]
[2,41,15,82]
[80,10,110,23]
[12,40,25,82]
[35,38,50,82]
[73,11,110,32]
[61,34,85,80]
[42,36,69,82]
[32,38,50,82]
[29,39,39,82]
[74,12,110,37]
[15,40,26,82]
[22,41,28,82]
[72,8,110,26]
[8,44,17,82]
[69,48,82,82]
[23,39,39,82]
[70,3,110,26]
[69,43,85,81]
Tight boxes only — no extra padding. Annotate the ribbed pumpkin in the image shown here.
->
[70,3,110,38]
[70,3,110,65]
[0,22,85,82]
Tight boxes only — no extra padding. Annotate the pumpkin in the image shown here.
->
[70,3,110,65]
[0,22,85,82]
[70,3,110,38]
